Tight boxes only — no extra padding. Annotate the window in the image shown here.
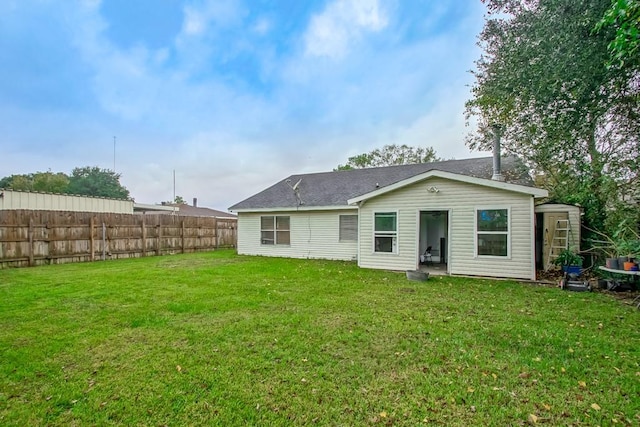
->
[339,215,358,242]
[476,208,509,257]
[261,216,290,245]
[374,212,397,253]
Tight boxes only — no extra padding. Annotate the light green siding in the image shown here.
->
[358,177,537,280]
[237,210,358,261]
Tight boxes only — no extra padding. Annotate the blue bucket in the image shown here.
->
[562,265,582,275]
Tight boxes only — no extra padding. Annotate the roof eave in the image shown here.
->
[347,170,548,205]
[133,203,177,212]
[230,205,358,213]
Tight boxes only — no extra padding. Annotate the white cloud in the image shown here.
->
[304,0,388,59]
[179,0,244,37]
[252,16,271,35]
[183,7,206,35]
[1,1,488,212]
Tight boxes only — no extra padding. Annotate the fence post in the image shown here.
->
[141,215,147,257]
[46,221,52,265]
[157,223,162,256]
[102,222,106,260]
[213,218,218,249]
[28,217,34,267]
[181,220,185,254]
[90,216,95,262]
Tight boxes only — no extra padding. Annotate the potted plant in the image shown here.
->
[553,249,583,275]
[587,223,639,270]
[616,238,640,271]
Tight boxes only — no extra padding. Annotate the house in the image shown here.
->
[135,198,237,219]
[229,152,549,280]
[166,198,237,219]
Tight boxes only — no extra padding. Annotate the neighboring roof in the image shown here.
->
[168,204,237,218]
[133,203,176,213]
[230,156,544,212]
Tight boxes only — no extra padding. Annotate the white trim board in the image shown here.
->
[348,170,548,205]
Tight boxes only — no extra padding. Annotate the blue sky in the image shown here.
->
[1,0,488,210]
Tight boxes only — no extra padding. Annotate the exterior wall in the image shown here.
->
[236,210,358,261]
[0,189,133,214]
[357,177,537,280]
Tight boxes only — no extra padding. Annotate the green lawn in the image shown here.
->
[0,251,638,426]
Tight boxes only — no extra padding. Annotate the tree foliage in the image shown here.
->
[67,167,130,200]
[596,0,640,69]
[162,196,186,205]
[335,144,441,170]
[466,0,640,237]
[0,172,69,193]
[0,167,130,200]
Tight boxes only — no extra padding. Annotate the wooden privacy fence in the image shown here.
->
[0,210,237,268]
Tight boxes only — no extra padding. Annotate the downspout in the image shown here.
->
[356,201,364,266]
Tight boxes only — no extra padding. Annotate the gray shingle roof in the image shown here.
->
[172,204,237,218]
[229,156,534,211]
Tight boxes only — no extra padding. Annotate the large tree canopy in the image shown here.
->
[67,167,130,200]
[0,167,130,200]
[0,172,69,194]
[335,144,441,170]
[597,0,640,69]
[466,0,639,236]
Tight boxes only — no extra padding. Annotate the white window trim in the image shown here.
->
[474,207,511,259]
[373,211,399,254]
[260,215,291,246]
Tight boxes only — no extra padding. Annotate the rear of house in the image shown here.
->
[234,209,358,261]
[354,175,540,279]
[230,156,548,280]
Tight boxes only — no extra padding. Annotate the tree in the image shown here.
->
[32,172,69,193]
[66,167,130,200]
[162,196,186,205]
[335,144,441,170]
[0,174,35,191]
[596,0,640,69]
[0,171,70,193]
[466,0,640,236]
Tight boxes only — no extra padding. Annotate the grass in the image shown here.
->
[0,250,638,426]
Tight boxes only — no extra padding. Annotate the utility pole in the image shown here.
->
[113,136,116,172]
[173,169,176,215]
